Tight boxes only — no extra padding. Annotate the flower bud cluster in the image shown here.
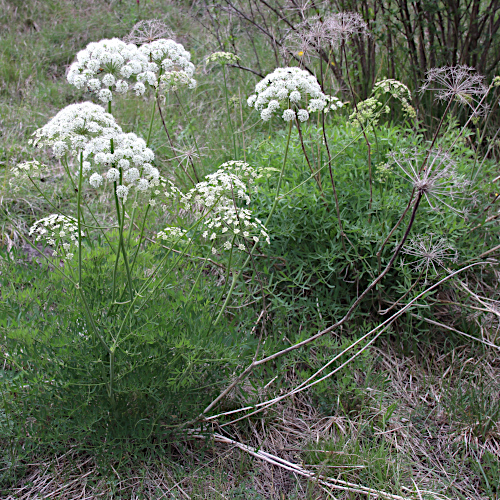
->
[373,79,415,118]
[247,67,326,122]
[9,160,49,192]
[206,51,240,65]
[29,214,81,260]
[373,79,411,102]
[31,103,121,156]
[67,38,196,101]
[349,97,387,128]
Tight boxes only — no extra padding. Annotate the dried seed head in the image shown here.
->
[283,0,326,17]
[389,148,470,214]
[324,12,369,45]
[420,65,488,112]
[402,233,458,279]
[124,19,174,45]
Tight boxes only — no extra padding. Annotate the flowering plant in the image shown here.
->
[247,67,327,122]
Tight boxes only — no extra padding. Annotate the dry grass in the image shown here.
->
[2,335,498,499]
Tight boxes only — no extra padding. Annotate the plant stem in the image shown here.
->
[342,42,373,209]
[295,118,325,199]
[223,64,237,158]
[321,112,346,253]
[187,256,209,300]
[213,120,293,326]
[212,235,236,320]
[77,153,84,288]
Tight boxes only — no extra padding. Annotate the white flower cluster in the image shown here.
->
[157,226,191,244]
[203,205,270,254]
[136,38,195,94]
[82,131,157,200]
[29,214,81,260]
[217,160,262,190]
[67,39,140,102]
[31,103,121,157]
[159,70,197,92]
[67,38,196,100]
[183,167,252,210]
[206,51,240,65]
[9,160,49,192]
[183,161,269,253]
[247,67,326,122]
[322,95,346,113]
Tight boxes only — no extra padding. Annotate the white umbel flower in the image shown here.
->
[137,39,195,89]
[89,172,103,187]
[29,214,81,260]
[9,160,49,192]
[157,226,191,243]
[82,131,156,198]
[116,185,129,199]
[282,109,296,121]
[297,109,309,121]
[31,102,121,155]
[247,67,326,122]
[159,71,197,92]
[67,38,141,100]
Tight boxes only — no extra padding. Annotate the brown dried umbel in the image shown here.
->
[402,233,458,279]
[389,148,471,214]
[124,19,174,45]
[420,65,488,112]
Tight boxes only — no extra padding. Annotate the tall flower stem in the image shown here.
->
[77,152,114,402]
[341,41,373,209]
[213,120,293,326]
[222,64,237,158]
[212,236,236,321]
[126,93,158,250]
[174,90,202,182]
[321,112,346,253]
[77,153,85,291]
[295,118,325,199]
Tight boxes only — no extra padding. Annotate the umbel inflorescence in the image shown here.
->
[158,161,270,254]
[247,67,328,122]
[67,37,196,101]
[29,214,81,260]
[30,102,121,156]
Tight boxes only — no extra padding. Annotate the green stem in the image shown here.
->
[111,181,122,305]
[212,235,236,320]
[109,348,115,407]
[77,153,84,288]
[125,90,158,250]
[187,255,209,300]
[213,120,293,326]
[223,65,237,158]
[114,204,150,307]
[113,187,134,303]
